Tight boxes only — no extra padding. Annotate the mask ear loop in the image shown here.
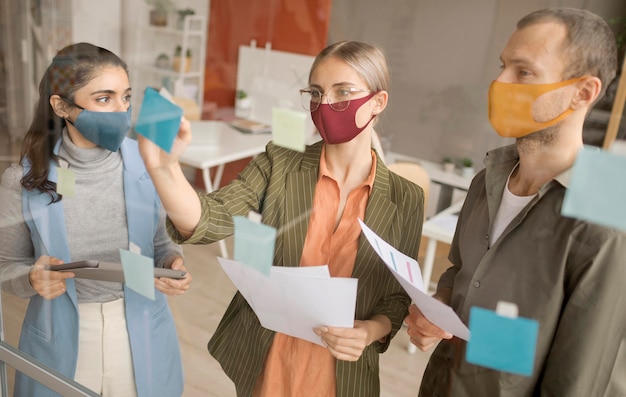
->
[59,96,84,126]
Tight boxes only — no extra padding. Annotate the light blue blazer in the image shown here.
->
[15,138,183,397]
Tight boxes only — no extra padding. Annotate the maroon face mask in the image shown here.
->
[311,92,377,144]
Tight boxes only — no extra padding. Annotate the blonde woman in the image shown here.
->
[139,41,424,397]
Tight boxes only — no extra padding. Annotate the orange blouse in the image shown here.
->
[253,146,377,397]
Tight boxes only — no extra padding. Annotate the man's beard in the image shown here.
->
[516,124,559,153]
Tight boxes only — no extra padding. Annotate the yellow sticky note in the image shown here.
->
[56,167,76,197]
[272,108,306,152]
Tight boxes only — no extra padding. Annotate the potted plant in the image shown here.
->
[461,157,474,178]
[146,0,175,27]
[236,90,251,109]
[172,46,192,72]
[155,53,169,68]
[235,90,252,118]
[442,157,455,173]
[177,8,195,30]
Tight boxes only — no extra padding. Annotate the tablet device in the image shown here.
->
[45,260,187,282]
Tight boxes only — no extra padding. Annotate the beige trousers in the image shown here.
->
[74,298,138,397]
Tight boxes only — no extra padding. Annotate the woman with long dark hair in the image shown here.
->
[0,42,191,397]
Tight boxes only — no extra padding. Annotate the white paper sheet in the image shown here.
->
[217,258,357,345]
[358,219,470,340]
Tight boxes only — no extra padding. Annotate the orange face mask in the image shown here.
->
[488,77,583,138]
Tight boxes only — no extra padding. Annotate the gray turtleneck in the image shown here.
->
[0,130,182,302]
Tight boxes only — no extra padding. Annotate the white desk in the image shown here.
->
[179,121,273,257]
[420,200,463,294]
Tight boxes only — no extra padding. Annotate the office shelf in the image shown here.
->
[132,14,207,113]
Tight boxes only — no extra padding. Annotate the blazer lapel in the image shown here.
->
[354,159,397,279]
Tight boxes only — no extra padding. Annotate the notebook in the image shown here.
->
[229,118,272,134]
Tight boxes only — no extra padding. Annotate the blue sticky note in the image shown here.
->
[120,249,155,300]
[272,108,306,152]
[562,147,626,231]
[134,87,183,153]
[466,306,538,376]
[233,216,277,275]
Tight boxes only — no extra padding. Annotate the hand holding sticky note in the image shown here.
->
[134,87,183,153]
[466,301,539,376]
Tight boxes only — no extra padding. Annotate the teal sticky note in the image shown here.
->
[272,108,306,152]
[562,147,626,231]
[466,306,538,376]
[56,167,75,197]
[120,249,155,300]
[233,216,277,275]
[134,87,183,153]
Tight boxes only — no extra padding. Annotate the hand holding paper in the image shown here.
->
[218,257,357,346]
[405,304,453,351]
[358,219,470,340]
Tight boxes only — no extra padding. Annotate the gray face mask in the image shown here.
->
[66,103,132,152]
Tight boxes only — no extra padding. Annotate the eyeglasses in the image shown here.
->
[299,86,371,112]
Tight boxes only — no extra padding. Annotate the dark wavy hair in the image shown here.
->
[20,42,128,203]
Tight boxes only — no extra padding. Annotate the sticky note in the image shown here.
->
[120,249,155,300]
[134,87,183,153]
[233,215,277,275]
[562,147,626,231]
[466,306,538,376]
[272,108,306,152]
[56,167,76,197]
[129,242,141,254]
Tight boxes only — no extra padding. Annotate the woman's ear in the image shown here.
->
[571,76,601,110]
[49,95,70,118]
[372,90,388,115]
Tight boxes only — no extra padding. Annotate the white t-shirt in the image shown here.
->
[490,164,535,247]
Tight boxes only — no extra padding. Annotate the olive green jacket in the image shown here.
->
[170,141,424,397]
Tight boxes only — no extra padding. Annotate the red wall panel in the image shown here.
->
[202,0,331,110]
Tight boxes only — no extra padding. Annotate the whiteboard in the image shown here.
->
[235,44,315,130]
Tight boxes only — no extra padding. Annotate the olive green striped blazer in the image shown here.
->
[170,140,424,397]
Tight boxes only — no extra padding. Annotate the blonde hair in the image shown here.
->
[308,41,390,92]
